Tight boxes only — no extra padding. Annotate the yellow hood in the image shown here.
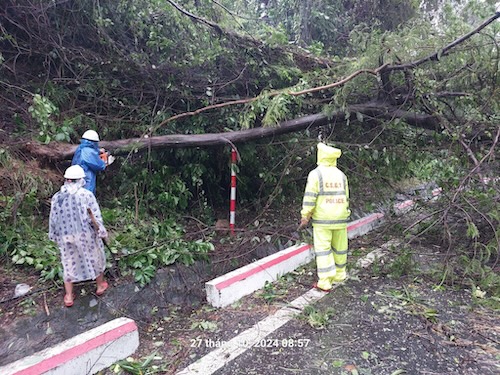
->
[317,143,341,166]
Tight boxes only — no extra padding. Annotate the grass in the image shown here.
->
[388,248,418,278]
[299,305,334,330]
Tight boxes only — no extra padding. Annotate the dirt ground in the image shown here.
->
[0,225,499,374]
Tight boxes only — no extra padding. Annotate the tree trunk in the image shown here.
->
[23,103,439,161]
[298,0,313,45]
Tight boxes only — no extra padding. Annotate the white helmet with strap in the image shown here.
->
[82,130,100,142]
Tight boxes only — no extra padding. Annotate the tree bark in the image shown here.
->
[23,103,439,160]
[298,0,313,45]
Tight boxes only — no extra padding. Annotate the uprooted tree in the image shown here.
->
[0,1,499,288]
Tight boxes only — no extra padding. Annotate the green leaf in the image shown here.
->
[466,221,479,239]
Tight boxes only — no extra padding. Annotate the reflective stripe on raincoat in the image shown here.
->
[301,143,351,229]
[71,139,106,194]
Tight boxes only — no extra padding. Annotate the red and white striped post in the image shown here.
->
[229,148,237,236]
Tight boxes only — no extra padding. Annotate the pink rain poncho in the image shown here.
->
[49,179,107,283]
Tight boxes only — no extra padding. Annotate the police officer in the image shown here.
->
[299,143,351,291]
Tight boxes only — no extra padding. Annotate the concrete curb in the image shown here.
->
[347,213,385,239]
[205,189,442,309]
[206,243,314,308]
[179,241,397,375]
[0,317,139,375]
[206,212,386,308]
[393,187,442,215]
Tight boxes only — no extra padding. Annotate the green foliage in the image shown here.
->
[308,40,324,56]
[0,196,61,281]
[110,136,309,217]
[461,257,500,300]
[300,305,334,330]
[111,162,193,216]
[262,94,293,127]
[258,281,280,303]
[19,297,37,316]
[190,320,218,332]
[106,147,222,221]
[388,248,417,278]
[380,287,439,323]
[0,146,215,285]
[429,240,499,309]
[466,220,479,240]
[239,87,302,130]
[28,94,71,143]
[0,149,60,280]
[370,256,383,277]
[112,353,166,375]
[235,138,307,207]
[243,0,415,54]
[2,202,214,286]
[104,207,213,286]
[406,153,461,188]
[256,24,289,47]
[348,136,447,196]
[9,235,62,282]
[1,0,499,297]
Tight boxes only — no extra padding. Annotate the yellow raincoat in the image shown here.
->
[301,143,351,290]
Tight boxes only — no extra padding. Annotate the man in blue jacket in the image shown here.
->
[71,130,113,194]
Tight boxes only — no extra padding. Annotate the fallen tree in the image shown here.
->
[24,103,439,160]
[23,11,499,162]
[6,5,498,169]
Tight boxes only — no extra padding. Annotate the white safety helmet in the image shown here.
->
[82,130,100,142]
[64,165,86,179]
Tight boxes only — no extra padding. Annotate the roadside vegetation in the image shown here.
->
[0,0,498,313]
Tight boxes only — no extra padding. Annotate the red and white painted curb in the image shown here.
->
[206,243,315,308]
[347,213,385,239]
[393,187,442,215]
[180,240,398,375]
[206,212,387,308]
[206,186,445,309]
[0,317,139,375]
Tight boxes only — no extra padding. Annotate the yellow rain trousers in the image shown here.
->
[301,143,351,290]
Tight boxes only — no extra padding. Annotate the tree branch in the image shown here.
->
[384,12,500,71]
[165,0,224,34]
[155,13,498,129]
[156,65,387,129]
